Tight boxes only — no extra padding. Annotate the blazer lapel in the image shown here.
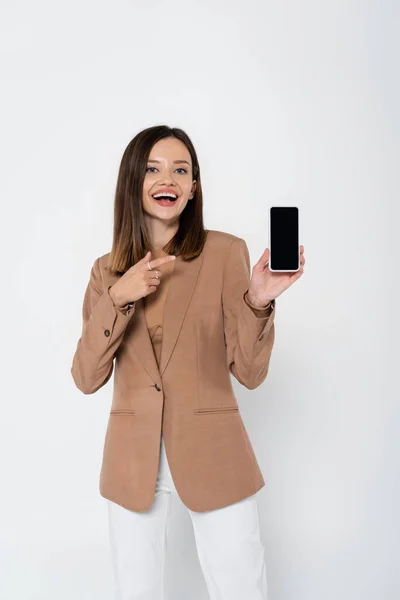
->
[159,251,205,376]
[116,250,205,382]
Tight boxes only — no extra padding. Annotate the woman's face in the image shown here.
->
[142,137,197,223]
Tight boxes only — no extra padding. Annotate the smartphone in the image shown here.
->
[269,207,299,272]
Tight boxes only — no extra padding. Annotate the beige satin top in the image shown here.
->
[143,246,273,369]
[143,247,177,368]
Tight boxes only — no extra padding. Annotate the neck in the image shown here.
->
[146,219,179,251]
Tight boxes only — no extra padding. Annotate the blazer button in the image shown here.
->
[104,329,110,337]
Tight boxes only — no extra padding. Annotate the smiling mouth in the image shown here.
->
[152,194,179,205]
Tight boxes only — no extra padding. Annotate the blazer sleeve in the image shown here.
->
[71,257,135,394]
[222,237,276,390]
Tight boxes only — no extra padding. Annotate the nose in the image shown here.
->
[158,173,177,186]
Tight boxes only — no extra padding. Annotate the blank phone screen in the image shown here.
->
[270,207,299,271]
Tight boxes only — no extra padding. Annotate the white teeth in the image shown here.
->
[153,192,178,199]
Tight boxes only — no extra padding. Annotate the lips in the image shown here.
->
[153,196,178,205]
[152,188,178,199]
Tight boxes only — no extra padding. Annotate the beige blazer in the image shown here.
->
[71,229,276,512]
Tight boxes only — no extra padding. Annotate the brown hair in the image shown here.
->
[107,125,208,274]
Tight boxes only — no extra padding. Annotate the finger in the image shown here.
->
[255,247,270,268]
[147,255,177,270]
[138,251,153,270]
[140,251,152,262]
[145,270,161,282]
[290,266,304,280]
[148,277,161,286]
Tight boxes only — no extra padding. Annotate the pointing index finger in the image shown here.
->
[148,255,177,269]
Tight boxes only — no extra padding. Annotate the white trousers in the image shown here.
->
[107,435,268,600]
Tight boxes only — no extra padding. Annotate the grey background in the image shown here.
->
[0,0,398,598]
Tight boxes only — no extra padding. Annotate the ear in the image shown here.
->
[190,180,197,199]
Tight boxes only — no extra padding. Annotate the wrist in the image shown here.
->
[245,291,273,309]
[108,285,126,309]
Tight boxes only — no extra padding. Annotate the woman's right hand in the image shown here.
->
[109,251,176,308]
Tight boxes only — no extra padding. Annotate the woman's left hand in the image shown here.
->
[247,245,305,308]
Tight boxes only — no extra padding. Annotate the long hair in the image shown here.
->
[107,125,208,274]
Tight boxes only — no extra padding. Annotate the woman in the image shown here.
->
[71,125,305,599]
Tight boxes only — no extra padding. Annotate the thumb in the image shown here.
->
[255,247,270,270]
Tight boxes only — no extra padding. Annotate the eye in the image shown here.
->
[146,167,188,174]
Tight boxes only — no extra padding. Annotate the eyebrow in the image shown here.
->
[147,159,191,166]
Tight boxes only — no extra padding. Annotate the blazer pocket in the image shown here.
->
[194,320,238,413]
[194,406,239,415]
[110,409,136,415]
